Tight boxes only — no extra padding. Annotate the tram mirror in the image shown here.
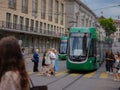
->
[74,49,82,55]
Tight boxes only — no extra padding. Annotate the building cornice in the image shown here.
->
[75,0,96,17]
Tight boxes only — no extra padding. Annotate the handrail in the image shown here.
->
[0,21,65,38]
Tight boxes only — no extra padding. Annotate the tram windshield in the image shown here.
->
[69,33,90,60]
[59,40,67,54]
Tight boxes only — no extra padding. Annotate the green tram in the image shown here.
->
[66,27,105,71]
[58,36,68,60]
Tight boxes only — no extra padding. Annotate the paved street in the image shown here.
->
[25,42,120,90]
[25,60,119,90]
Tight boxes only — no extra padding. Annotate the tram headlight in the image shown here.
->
[89,61,92,63]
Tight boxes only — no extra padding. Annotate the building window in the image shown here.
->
[54,26,56,32]
[35,21,38,32]
[32,0,38,17]
[41,0,46,19]
[55,0,59,23]
[57,26,59,31]
[25,18,29,31]
[44,23,46,33]
[60,27,61,34]
[25,36,29,47]
[31,37,34,47]
[20,16,24,30]
[44,23,46,30]
[30,19,34,32]
[51,25,53,31]
[47,24,49,30]
[22,0,28,13]
[9,0,16,9]
[51,25,52,34]
[6,13,11,28]
[40,22,42,33]
[48,25,51,34]
[13,15,18,29]
[61,3,64,25]
[48,0,53,21]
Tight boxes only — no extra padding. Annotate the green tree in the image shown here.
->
[98,17,117,36]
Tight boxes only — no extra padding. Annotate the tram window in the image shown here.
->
[69,33,90,56]
[59,40,67,54]
[82,33,87,55]
[89,39,96,57]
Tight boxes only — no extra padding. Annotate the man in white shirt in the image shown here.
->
[50,48,56,68]
[49,48,56,75]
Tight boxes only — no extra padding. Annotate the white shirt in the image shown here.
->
[50,51,56,60]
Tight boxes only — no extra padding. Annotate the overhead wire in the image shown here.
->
[108,0,120,4]
[93,4,120,11]
[81,0,120,12]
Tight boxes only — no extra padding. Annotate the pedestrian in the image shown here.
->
[33,49,40,72]
[0,36,29,90]
[116,52,120,81]
[113,53,120,81]
[45,49,51,76]
[105,50,115,74]
[54,49,59,72]
[40,50,47,75]
[50,48,56,75]
[105,50,110,73]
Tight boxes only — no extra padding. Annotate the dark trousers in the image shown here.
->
[33,62,38,72]
[106,61,113,72]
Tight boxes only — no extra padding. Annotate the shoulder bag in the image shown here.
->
[31,58,36,62]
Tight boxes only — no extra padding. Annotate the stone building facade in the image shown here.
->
[114,20,120,42]
[0,0,66,54]
[65,0,97,32]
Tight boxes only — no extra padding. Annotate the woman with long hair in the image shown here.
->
[40,50,47,75]
[105,50,115,74]
[0,36,29,90]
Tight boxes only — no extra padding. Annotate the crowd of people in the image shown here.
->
[105,50,120,81]
[32,47,59,76]
[40,48,58,76]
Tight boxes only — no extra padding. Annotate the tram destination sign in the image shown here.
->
[71,33,90,37]
[61,40,67,42]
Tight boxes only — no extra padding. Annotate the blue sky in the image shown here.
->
[81,0,120,19]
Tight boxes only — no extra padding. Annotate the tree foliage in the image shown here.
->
[98,17,117,36]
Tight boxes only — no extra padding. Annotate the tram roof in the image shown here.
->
[69,27,96,33]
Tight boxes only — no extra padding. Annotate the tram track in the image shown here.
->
[29,70,96,87]
[45,71,85,90]
[47,73,70,85]
[62,74,84,90]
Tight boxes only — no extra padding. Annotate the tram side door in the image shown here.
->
[89,39,97,68]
